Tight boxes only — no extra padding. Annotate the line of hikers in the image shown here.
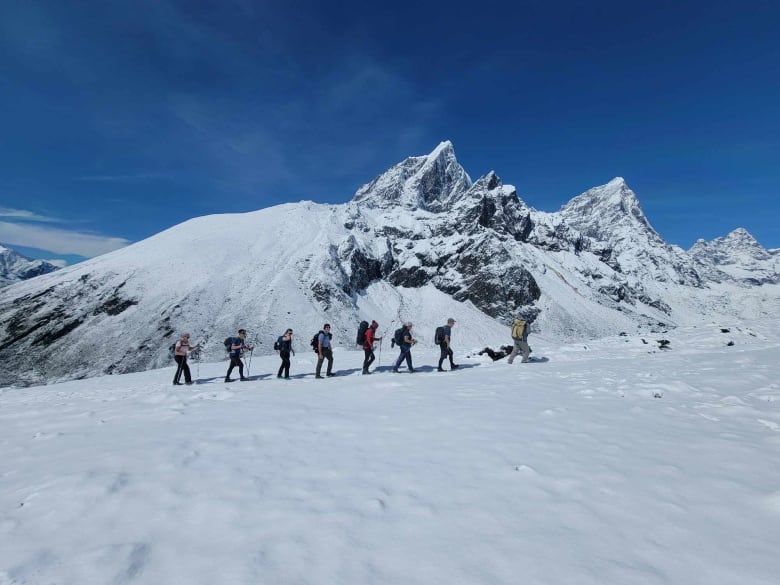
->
[171,316,531,385]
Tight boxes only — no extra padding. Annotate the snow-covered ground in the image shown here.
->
[2,321,779,584]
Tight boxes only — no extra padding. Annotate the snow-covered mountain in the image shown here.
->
[0,244,60,287]
[0,142,777,387]
[690,228,779,285]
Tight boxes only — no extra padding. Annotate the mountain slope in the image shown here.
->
[0,144,777,387]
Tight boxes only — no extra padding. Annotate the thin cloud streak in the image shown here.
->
[0,221,130,257]
[0,207,61,223]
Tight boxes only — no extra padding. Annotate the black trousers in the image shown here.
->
[362,348,375,372]
[438,343,455,369]
[226,356,244,379]
[278,350,291,378]
[173,355,191,384]
[316,347,333,376]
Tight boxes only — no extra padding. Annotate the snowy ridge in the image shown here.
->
[0,143,778,387]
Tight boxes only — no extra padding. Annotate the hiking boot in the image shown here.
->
[185,381,194,385]
[277,374,282,379]
[437,368,445,372]
[392,368,399,373]
[409,368,415,373]
[315,375,324,379]
[451,364,459,369]
[240,377,249,381]
[224,377,232,382]
[173,382,183,385]
[326,372,335,377]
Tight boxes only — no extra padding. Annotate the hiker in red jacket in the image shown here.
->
[362,320,382,374]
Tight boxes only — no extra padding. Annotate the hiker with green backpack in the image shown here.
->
[507,317,530,364]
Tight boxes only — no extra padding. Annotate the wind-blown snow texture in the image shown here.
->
[0,142,777,387]
[1,322,779,584]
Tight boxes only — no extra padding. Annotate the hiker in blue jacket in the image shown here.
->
[315,324,334,379]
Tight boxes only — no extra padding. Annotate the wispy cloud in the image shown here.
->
[0,221,130,258]
[0,207,61,223]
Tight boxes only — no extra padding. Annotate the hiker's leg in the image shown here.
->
[520,339,530,362]
[325,348,333,375]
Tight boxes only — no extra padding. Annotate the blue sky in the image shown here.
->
[1,0,778,264]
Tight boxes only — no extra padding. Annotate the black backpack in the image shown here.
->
[311,330,333,352]
[434,326,445,345]
[168,342,176,360]
[393,327,405,347]
[273,335,283,351]
[356,320,369,345]
[223,337,233,352]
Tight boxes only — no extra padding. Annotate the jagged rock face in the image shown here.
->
[353,141,472,212]
[0,245,60,287]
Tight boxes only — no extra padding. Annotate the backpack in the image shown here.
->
[434,326,445,345]
[224,337,233,352]
[168,342,176,360]
[273,335,283,351]
[356,320,369,345]
[310,331,331,352]
[393,327,405,347]
[511,319,526,340]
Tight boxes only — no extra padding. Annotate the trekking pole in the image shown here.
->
[377,338,382,369]
[246,334,257,377]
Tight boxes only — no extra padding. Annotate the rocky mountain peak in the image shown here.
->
[0,244,61,287]
[352,141,472,212]
[690,228,771,265]
[557,177,658,244]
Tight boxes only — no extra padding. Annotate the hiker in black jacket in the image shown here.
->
[437,318,459,372]
[393,322,417,373]
[225,329,253,382]
[277,329,293,379]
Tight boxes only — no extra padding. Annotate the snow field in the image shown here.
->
[1,322,779,584]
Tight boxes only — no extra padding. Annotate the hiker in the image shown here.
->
[362,320,381,374]
[437,318,459,372]
[393,322,417,373]
[507,317,531,364]
[315,323,334,379]
[173,333,200,385]
[277,328,293,379]
[225,328,253,382]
